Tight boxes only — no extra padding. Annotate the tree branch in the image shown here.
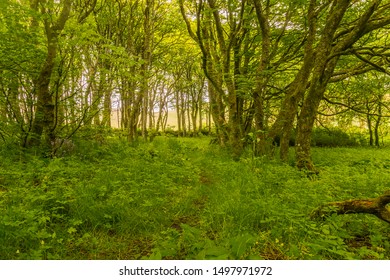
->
[311,190,390,224]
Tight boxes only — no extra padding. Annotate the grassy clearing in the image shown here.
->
[0,137,389,259]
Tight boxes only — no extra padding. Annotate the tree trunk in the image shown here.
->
[226,82,243,159]
[198,91,203,133]
[268,0,317,161]
[374,100,382,146]
[141,0,153,141]
[148,87,156,130]
[29,37,57,147]
[296,57,339,171]
[296,0,352,171]
[311,190,390,224]
[102,90,112,127]
[127,95,142,142]
[366,100,374,146]
[208,84,227,145]
[28,0,72,149]
[181,91,187,137]
[175,91,181,133]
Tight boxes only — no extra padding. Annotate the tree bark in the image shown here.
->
[296,0,381,170]
[374,100,382,146]
[311,190,390,224]
[140,0,153,141]
[28,0,72,148]
[366,100,374,146]
[252,0,270,156]
[101,90,112,127]
[259,0,317,161]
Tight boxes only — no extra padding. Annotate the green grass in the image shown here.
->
[0,137,389,259]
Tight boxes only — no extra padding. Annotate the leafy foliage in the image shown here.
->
[1,136,390,259]
[311,127,366,147]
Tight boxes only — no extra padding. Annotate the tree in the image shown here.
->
[180,0,266,157]
[27,0,73,148]
[0,0,45,146]
[293,0,390,170]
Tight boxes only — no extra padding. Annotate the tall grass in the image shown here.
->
[0,137,389,259]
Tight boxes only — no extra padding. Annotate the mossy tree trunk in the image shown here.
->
[295,0,351,171]
[295,0,383,171]
[28,0,72,149]
[252,0,270,156]
[256,0,317,161]
[374,99,382,146]
[311,190,390,224]
[366,99,374,146]
[140,0,154,141]
[180,0,252,157]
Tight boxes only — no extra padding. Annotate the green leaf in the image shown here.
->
[67,227,77,234]
[230,233,255,258]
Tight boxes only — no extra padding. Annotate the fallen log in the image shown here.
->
[311,190,390,224]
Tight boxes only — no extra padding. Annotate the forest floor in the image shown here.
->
[1,136,390,260]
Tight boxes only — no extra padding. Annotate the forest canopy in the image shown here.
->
[0,0,390,169]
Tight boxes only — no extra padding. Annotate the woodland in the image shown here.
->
[1,0,390,260]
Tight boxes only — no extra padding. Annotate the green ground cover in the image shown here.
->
[0,137,389,259]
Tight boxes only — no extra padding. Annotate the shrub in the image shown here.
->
[164,127,179,137]
[200,127,216,137]
[148,129,161,141]
[311,127,363,147]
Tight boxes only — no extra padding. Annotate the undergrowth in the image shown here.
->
[0,137,389,259]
